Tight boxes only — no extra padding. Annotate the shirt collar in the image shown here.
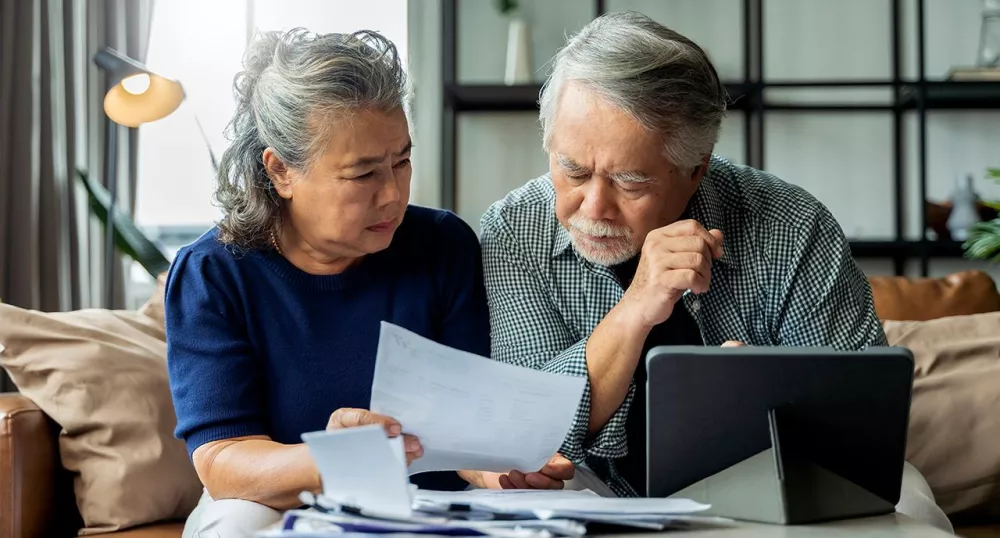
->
[551,223,573,258]
[550,156,734,266]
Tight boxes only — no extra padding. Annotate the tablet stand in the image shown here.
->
[668,408,896,525]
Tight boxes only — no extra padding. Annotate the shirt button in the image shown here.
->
[691,299,701,313]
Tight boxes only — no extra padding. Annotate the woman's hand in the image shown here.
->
[459,454,575,490]
[327,407,423,465]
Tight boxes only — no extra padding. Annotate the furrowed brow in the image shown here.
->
[609,170,655,184]
[557,154,590,175]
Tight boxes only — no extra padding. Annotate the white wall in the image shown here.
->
[440,0,1000,279]
[409,0,444,208]
[456,113,549,226]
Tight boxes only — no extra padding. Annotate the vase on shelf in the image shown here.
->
[505,17,532,85]
[947,174,982,241]
[978,0,1000,67]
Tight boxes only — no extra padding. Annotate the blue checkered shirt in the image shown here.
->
[479,154,888,497]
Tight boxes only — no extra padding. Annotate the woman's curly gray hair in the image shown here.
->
[214,28,409,250]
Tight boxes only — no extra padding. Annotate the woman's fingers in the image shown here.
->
[403,433,423,455]
[327,408,402,436]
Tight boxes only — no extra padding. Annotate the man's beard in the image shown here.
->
[567,214,637,266]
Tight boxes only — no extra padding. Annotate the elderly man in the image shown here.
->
[480,11,952,533]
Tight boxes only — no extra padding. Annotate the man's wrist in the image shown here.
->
[614,292,656,335]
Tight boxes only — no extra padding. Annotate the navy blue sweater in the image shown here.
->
[164,206,491,491]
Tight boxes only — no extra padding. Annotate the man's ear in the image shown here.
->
[688,153,712,183]
[263,147,293,199]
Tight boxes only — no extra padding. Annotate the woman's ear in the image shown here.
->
[263,148,293,199]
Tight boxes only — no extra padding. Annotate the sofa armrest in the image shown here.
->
[0,392,58,538]
[869,270,1000,322]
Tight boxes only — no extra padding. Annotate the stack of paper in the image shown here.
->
[299,425,413,518]
[261,504,589,537]
[415,488,709,516]
[415,489,711,529]
[259,489,711,537]
[300,323,588,519]
[284,322,712,537]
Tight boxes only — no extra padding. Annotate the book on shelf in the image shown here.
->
[946,66,1000,81]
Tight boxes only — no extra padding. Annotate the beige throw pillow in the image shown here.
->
[885,312,1000,517]
[138,271,168,330]
[0,303,202,534]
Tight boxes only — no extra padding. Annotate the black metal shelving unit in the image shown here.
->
[440,0,1000,276]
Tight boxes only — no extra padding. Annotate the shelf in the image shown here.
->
[848,240,967,259]
[446,81,1000,112]
[445,82,755,112]
[439,0,993,277]
[922,240,969,258]
[898,81,1000,110]
[445,84,544,112]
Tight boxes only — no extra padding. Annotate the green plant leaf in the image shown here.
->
[76,168,172,278]
[195,116,219,173]
[494,0,518,14]
[988,168,1000,182]
[983,200,1000,212]
[963,218,1000,263]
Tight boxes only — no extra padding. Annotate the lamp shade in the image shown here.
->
[93,48,184,127]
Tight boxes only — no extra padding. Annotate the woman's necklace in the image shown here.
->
[270,228,282,255]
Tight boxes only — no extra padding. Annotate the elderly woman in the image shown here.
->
[165,29,573,538]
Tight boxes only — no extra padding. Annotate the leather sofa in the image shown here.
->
[2,270,1000,538]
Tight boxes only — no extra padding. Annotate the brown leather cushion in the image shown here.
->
[0,392,82,538]
[869,270,1000,322]
[0,393,56,538]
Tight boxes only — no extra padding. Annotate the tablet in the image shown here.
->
[645,345,914,524]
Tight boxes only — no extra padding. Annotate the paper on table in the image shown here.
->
[301,425,412,518]
[415,489,711,516]
[370,322,587,475]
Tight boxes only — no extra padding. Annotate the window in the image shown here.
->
[128,0,408,308]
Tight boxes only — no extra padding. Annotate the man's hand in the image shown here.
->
[499,454,575,489]
[327,408,423,465]
[621,219,724,329]
[460,454,575,490]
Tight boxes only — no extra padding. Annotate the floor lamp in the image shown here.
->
[92,48,184,308]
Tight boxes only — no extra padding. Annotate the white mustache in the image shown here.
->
[568,215,631,239]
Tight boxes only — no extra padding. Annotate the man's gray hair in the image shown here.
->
[215,28,409,250]
[539,11,727,170]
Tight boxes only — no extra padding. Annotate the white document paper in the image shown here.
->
[370,322,586,475]
[301,425,413,518]
[414,488,710,517]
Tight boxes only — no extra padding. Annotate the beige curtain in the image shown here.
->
[0,0,153,392]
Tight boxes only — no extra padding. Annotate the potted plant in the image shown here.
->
[76,168,171,278]
[76,123,217,280]
[963,168,1000,262]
